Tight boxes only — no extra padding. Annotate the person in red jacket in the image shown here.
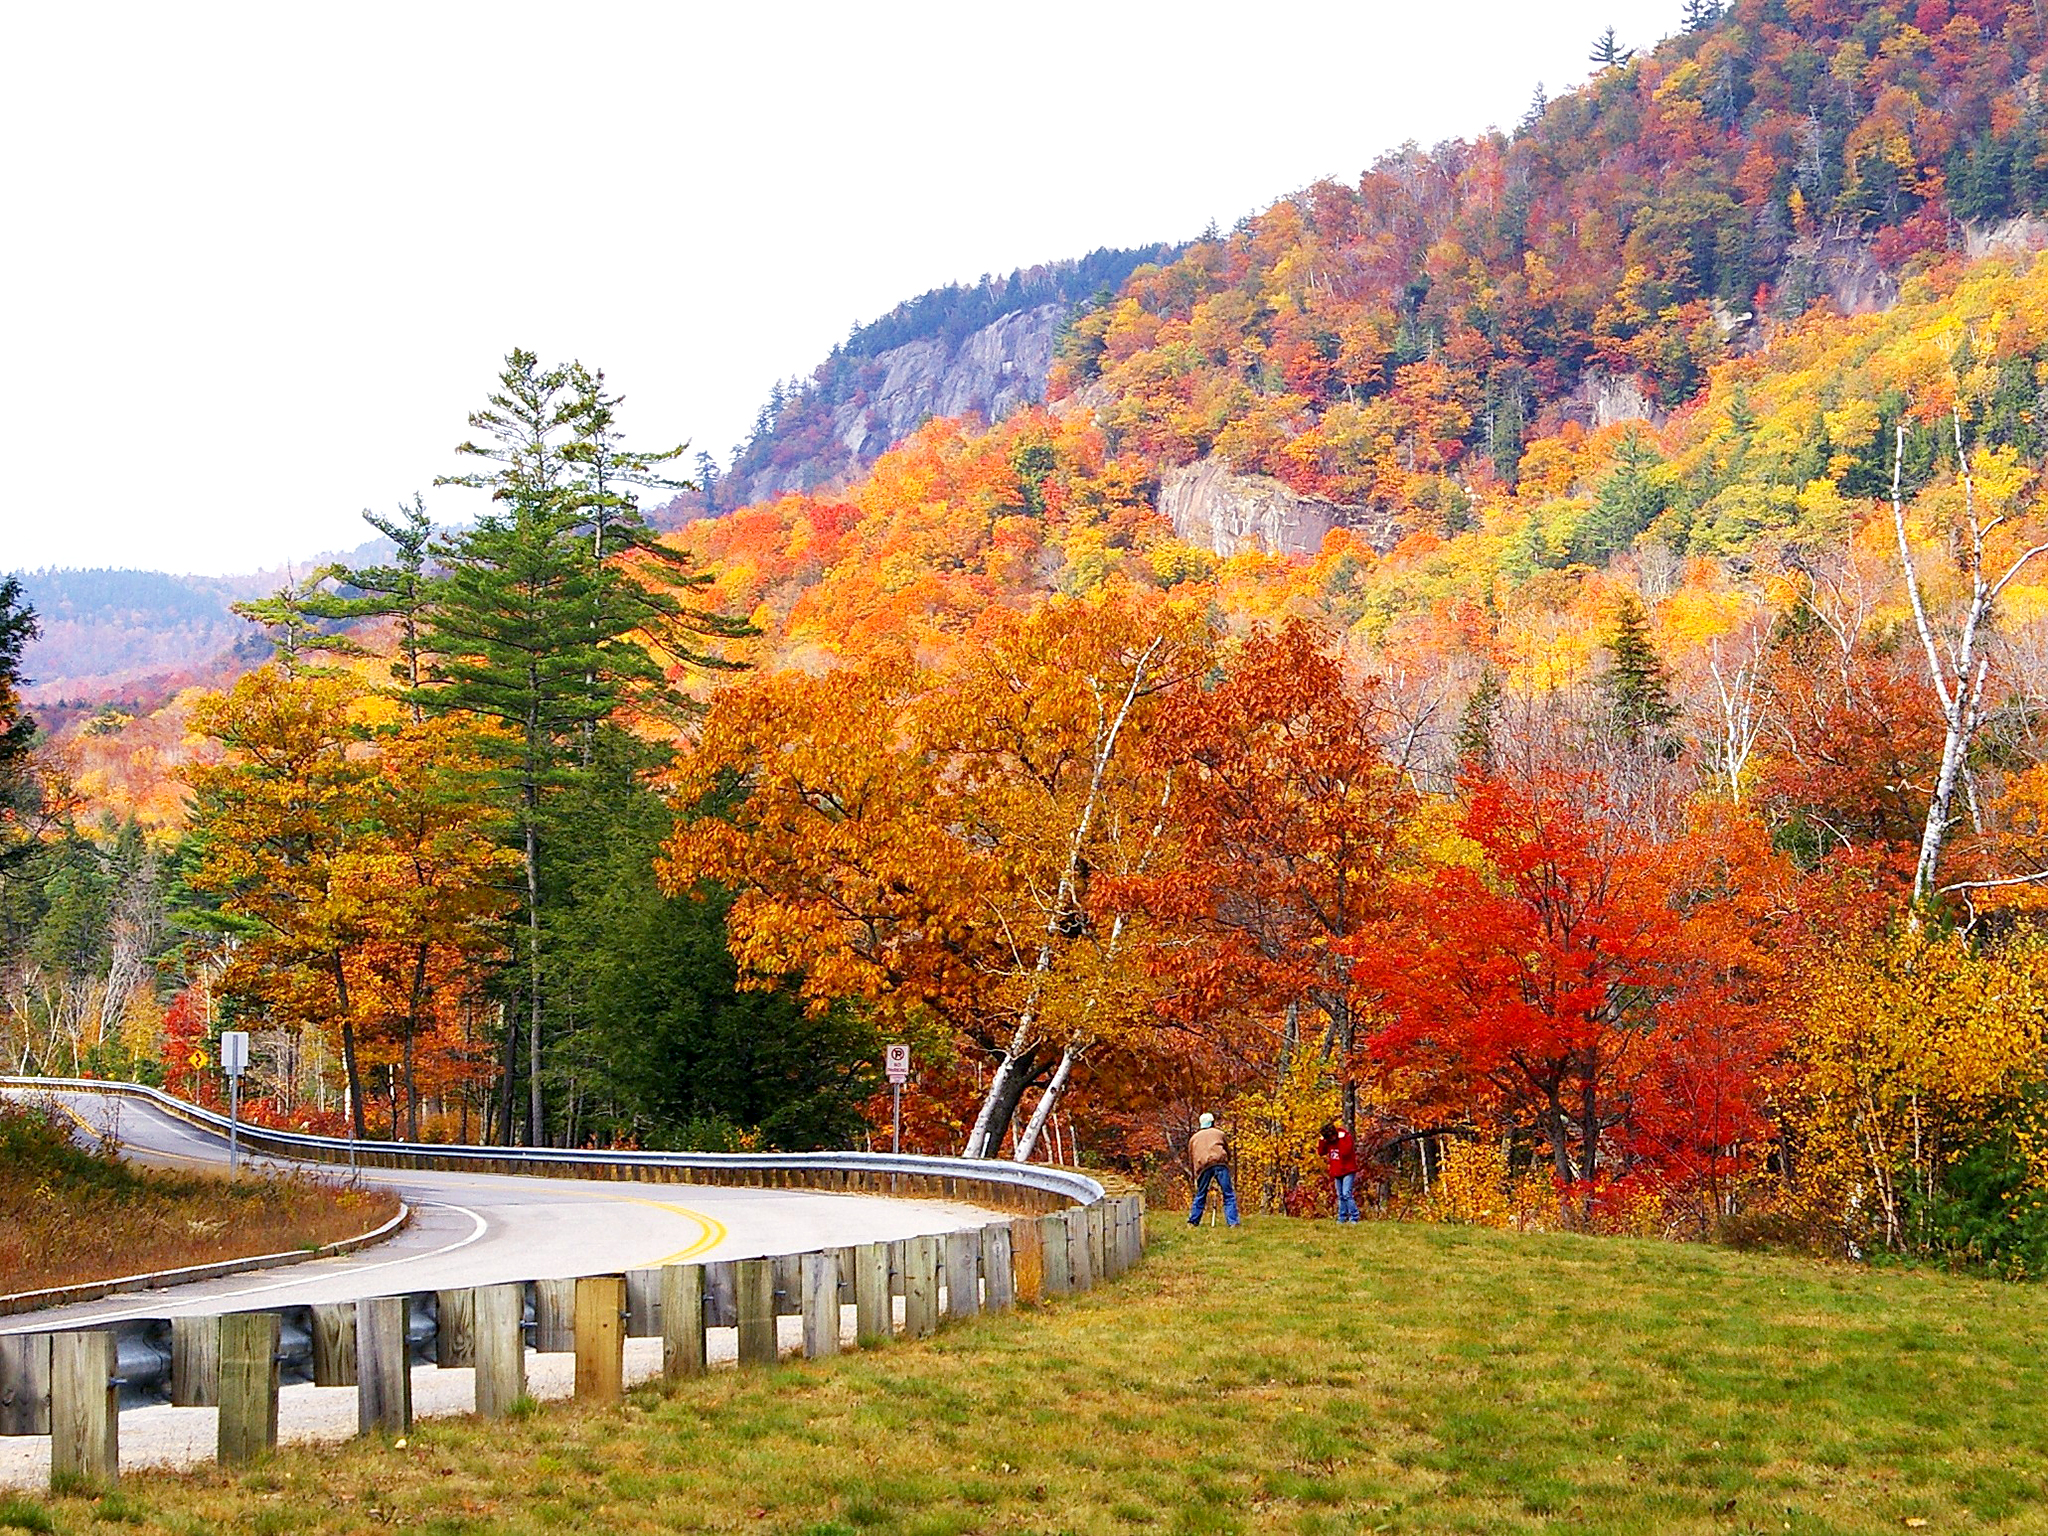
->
[1318,1121,1360,1223]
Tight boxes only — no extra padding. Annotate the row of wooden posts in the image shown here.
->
[16,1195,1145,1491]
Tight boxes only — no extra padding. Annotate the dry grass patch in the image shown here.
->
[0,1098,397,1295]
[18,1216,2048,1533]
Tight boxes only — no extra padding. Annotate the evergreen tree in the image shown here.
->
[1603,594,1679,749]
[1590,26,1634,67]
[1455,665,1504,775]
[313,496,438,709]
[1570,429,1668,564]
[0,579,41,877]
[1682,0,1723,32]
[423,349,745,1145]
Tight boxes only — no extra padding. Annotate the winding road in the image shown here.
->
[2,1085,1003,1334]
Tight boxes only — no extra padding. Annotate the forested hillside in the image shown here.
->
[9,0,2048,1275]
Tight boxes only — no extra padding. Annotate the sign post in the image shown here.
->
[221,1031,250,1174]
[885,1044,910,1154]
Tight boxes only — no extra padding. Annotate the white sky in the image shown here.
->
[2,1,1667,577]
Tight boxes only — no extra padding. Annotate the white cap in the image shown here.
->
[1198,1112,1215,1129]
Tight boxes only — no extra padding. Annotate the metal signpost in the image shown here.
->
[221,1031,250,1174]
[885,1044,910,1154]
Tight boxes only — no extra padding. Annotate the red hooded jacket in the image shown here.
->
[1321,1127,1357,1180]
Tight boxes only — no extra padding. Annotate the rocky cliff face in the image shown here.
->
[1159,458,1404,559]
[721,306,1063,507]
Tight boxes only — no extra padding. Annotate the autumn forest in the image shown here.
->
[10,0,2048,1276]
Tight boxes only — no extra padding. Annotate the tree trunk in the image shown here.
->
[1014,1046,1074,1162]
[331,954,366,1140]
[523,768,544,1148]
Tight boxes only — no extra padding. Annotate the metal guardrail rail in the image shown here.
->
[0,1075,1106,1209]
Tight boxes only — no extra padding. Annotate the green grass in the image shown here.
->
[28,1216,2048,1532]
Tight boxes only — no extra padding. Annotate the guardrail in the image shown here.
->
[0,1076,1104,1212]
[0,1076,1146,1493]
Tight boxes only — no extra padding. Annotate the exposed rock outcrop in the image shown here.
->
[722,306,1064,506]
[1159,458,1403,558]
[1566,370,1666,430]
[1963,216,2048,260]
[1780,230,1898,316]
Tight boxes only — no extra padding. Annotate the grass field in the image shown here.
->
[10,1215,2048,1534]
[0,1098,398,1297]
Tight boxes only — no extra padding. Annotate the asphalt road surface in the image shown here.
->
[3,1086,1001,1334]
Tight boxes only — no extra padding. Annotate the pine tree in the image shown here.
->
[0,578,41,875]
[1682,0,1722,31]
[423,349,748,1145]
[1603,594,1679,748]
[313,496,438,710]
[1455,665,1504,774]
[1590,27,1634,67]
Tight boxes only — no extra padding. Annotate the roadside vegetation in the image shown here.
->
[0,1099,397,1296]
[16,1216,2048,1534]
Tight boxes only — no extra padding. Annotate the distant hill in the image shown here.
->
[14,536,395,728]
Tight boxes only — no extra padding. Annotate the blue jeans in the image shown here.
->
[1334,1171,1359,1222]
[1189,1164,1240,1226]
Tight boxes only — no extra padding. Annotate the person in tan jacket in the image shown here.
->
[1186,1112,1240,1226]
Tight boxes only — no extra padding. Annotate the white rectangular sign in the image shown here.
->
[885,1043,910,1084]
[221,1030,250,1077]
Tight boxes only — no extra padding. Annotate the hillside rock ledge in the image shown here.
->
[1159,457,1402,558]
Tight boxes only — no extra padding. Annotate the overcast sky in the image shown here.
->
[2,1,1668,577]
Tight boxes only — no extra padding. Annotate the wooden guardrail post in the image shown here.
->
[169,1317,218,1407]
[771,1253,802,1318]
[801,1252,840,1359]
[902,1236,939,1338]
[217,1312,280,1466]
[574,1276,626,1405]
[624,1268,663,1339]
[436,1288,476,1367]
[1087,1202,1108,1280]
[944,1230,982,1320]
[533,1279,576,1352]
[660,1263,706,1381]
[736,1259,777,1366]
[981,1222,1015,1312]
[1040,1212,1072,1297]
[1009,1216,1044,1305]
[311,1302,357,1386]
[1069,1208,1095,1293]
[1,1332,52,1433]
[473,1283,525,1418]
[852,1242,890,1343]
[49,1331,117,1490]
[703,1261,737,1330]
[357,1296,411,1437]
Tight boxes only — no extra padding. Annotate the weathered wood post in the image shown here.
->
[1069,1208,1095,1293]
[49,1331,117,1490]
[1040,1212,1072,1297]
[852,1242,890,1343]
[772,1254,802,1318]
[533,1279,576,1352]
[574,1276,627,1405]
[703,1261,737,1330]
[1087,1202,1108,1280]
[357,1296,411,1437]
[981,1222,1015,1312]
[1009,1216,1045,1305]
[801,1252,840,1359]
[311,1303,357,1387]
[624,1269,663,1340]
[736,1259,777,1366]
[473,1282,525,1418]
[169,1317,218,1407]
[436,1288,476,1367]
[0,1332,52,1433]
[944,1230,982,1320]
[217,1312,280,1466]
[902,1236,939,1339]
[660,1263,706,1381]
